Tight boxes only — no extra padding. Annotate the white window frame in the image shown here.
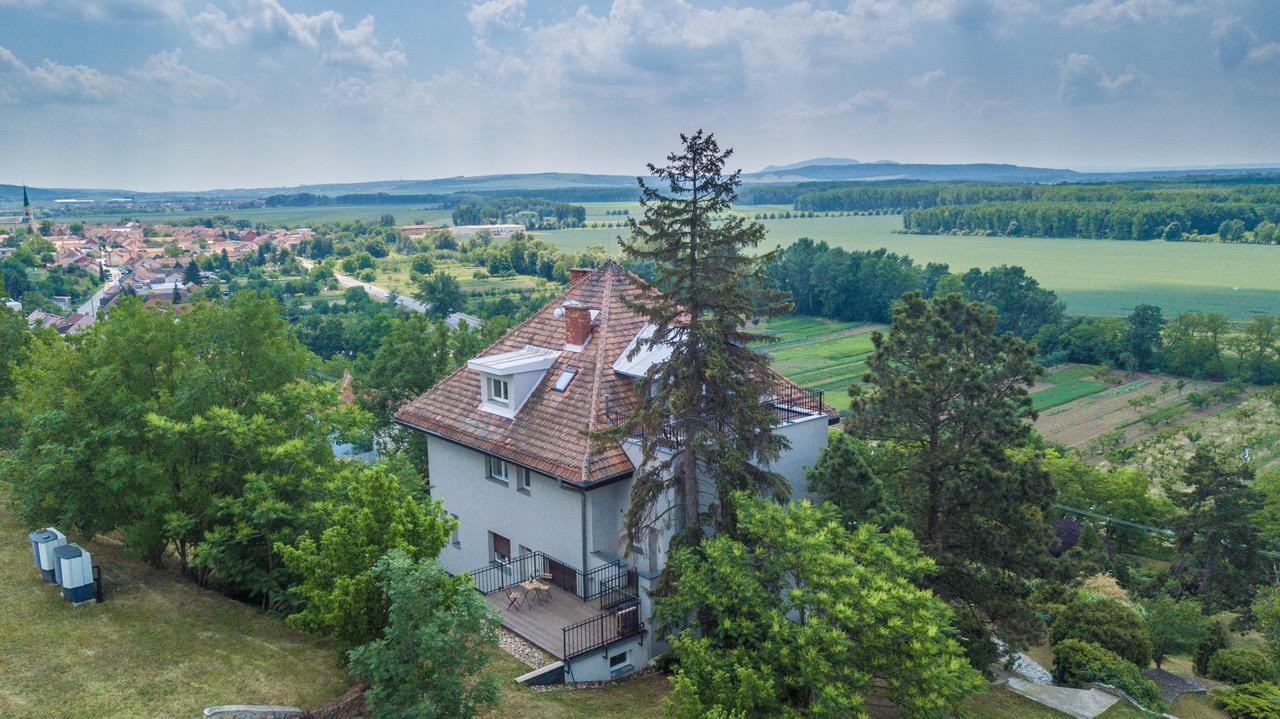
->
[486,376,510,406]
[516,466,532,494]
[448,513,461,548]
[486,456,510,484]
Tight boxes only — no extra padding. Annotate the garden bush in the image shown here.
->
[1213,682,1280,719]
[1210,649,1278,685]
[1053,639,1164,710]
[1051,597,1153,668]
[1197,620,1232,676]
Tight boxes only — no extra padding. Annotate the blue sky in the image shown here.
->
[2,0,1278,190]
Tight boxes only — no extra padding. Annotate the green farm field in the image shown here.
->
[753,316,880,413]
[535,210,1280,320]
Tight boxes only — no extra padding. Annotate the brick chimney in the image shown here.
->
[563,300,593,347]
[568,267,591,285]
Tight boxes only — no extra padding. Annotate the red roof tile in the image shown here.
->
[393,261,835,487]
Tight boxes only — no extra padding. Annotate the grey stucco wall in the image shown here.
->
[428,435,586,576]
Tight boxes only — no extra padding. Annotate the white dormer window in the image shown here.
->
[467,344,560,419]
[487,377,510,406]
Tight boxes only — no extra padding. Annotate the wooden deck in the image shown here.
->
[485,584,603,659]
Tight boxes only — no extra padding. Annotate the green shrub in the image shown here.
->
[1213,682,1280,719]
[1053,639,1164,710]
[1197,619,1232,676]
[1051,597,1153,668]
[1210,649,1278,685]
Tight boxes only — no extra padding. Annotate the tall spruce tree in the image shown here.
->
[849,292,1059,662]
[612,130,792,544]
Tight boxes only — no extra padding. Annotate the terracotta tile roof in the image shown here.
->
[393,261,835,487]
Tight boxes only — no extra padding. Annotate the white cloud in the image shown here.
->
[0,45,124,102]
[470,0,935,105]
[190,0,405,72]
[918,0,1036,35]
[785,88,903,119]
[1060,0,1197,28]
[1058,52,1144,104]
[909,69,946,87]
[127,49,232,104]
[467,0,525,33]
[1212,16,1280,70]
[0,46,234,107]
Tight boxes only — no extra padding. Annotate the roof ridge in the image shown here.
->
[579,265,615,483]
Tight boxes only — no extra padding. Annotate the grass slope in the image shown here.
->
[0,499,347,719]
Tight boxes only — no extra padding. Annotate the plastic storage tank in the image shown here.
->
[29,528,67,583]
[53,544,95,605]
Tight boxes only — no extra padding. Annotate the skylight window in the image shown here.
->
[552,368,578,392]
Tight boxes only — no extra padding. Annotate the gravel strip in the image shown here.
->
[497,628,552,669]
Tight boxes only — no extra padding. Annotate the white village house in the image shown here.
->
[394,262,836,683]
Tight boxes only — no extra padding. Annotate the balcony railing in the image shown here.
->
[471,551,636,607]
[563,595,644,660]
[766,385,826,423]
[634,385,827,451]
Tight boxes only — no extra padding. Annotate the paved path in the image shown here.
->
[1006,678,1120,719]
[76,267,121,317]
[297,258,481,329]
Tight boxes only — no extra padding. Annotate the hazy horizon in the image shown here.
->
[4,0,1279,191]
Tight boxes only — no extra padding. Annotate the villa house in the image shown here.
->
[394,262,836,683]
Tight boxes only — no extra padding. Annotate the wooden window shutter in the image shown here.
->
[492,533,511,559]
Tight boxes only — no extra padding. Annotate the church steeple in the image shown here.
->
[21,185,33,230]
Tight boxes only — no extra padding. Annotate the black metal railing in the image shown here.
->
[471,551,635,608]
[584,562,638,608]
[563,596,645,660]
[767,385,826,422]
[632,386,827,451]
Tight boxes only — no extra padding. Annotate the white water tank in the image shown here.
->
[53,544,95,605]
[29,527,67,583]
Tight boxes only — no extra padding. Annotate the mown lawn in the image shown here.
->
[0,496,348,719]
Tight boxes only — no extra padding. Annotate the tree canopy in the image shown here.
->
[660,494,983,719]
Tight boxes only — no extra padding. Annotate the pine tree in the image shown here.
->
[609,130,792,545]
[849,292,1058,660]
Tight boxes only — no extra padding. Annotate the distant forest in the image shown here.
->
[750,177,1280,243]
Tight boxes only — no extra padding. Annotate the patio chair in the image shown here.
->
[506,589,523,611]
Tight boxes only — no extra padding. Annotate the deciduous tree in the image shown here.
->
[347,549,499,719]
[660,494,983,719]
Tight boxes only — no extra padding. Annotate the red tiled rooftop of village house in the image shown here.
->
[393,262,836,487]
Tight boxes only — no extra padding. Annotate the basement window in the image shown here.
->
[552,368,577,392]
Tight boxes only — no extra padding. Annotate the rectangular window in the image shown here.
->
[449,513,461,548]
[516,466,532,493]
[486,456,509,483]
[487,376,509,406]
[610,651,628,668]
[490,531,511,563]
